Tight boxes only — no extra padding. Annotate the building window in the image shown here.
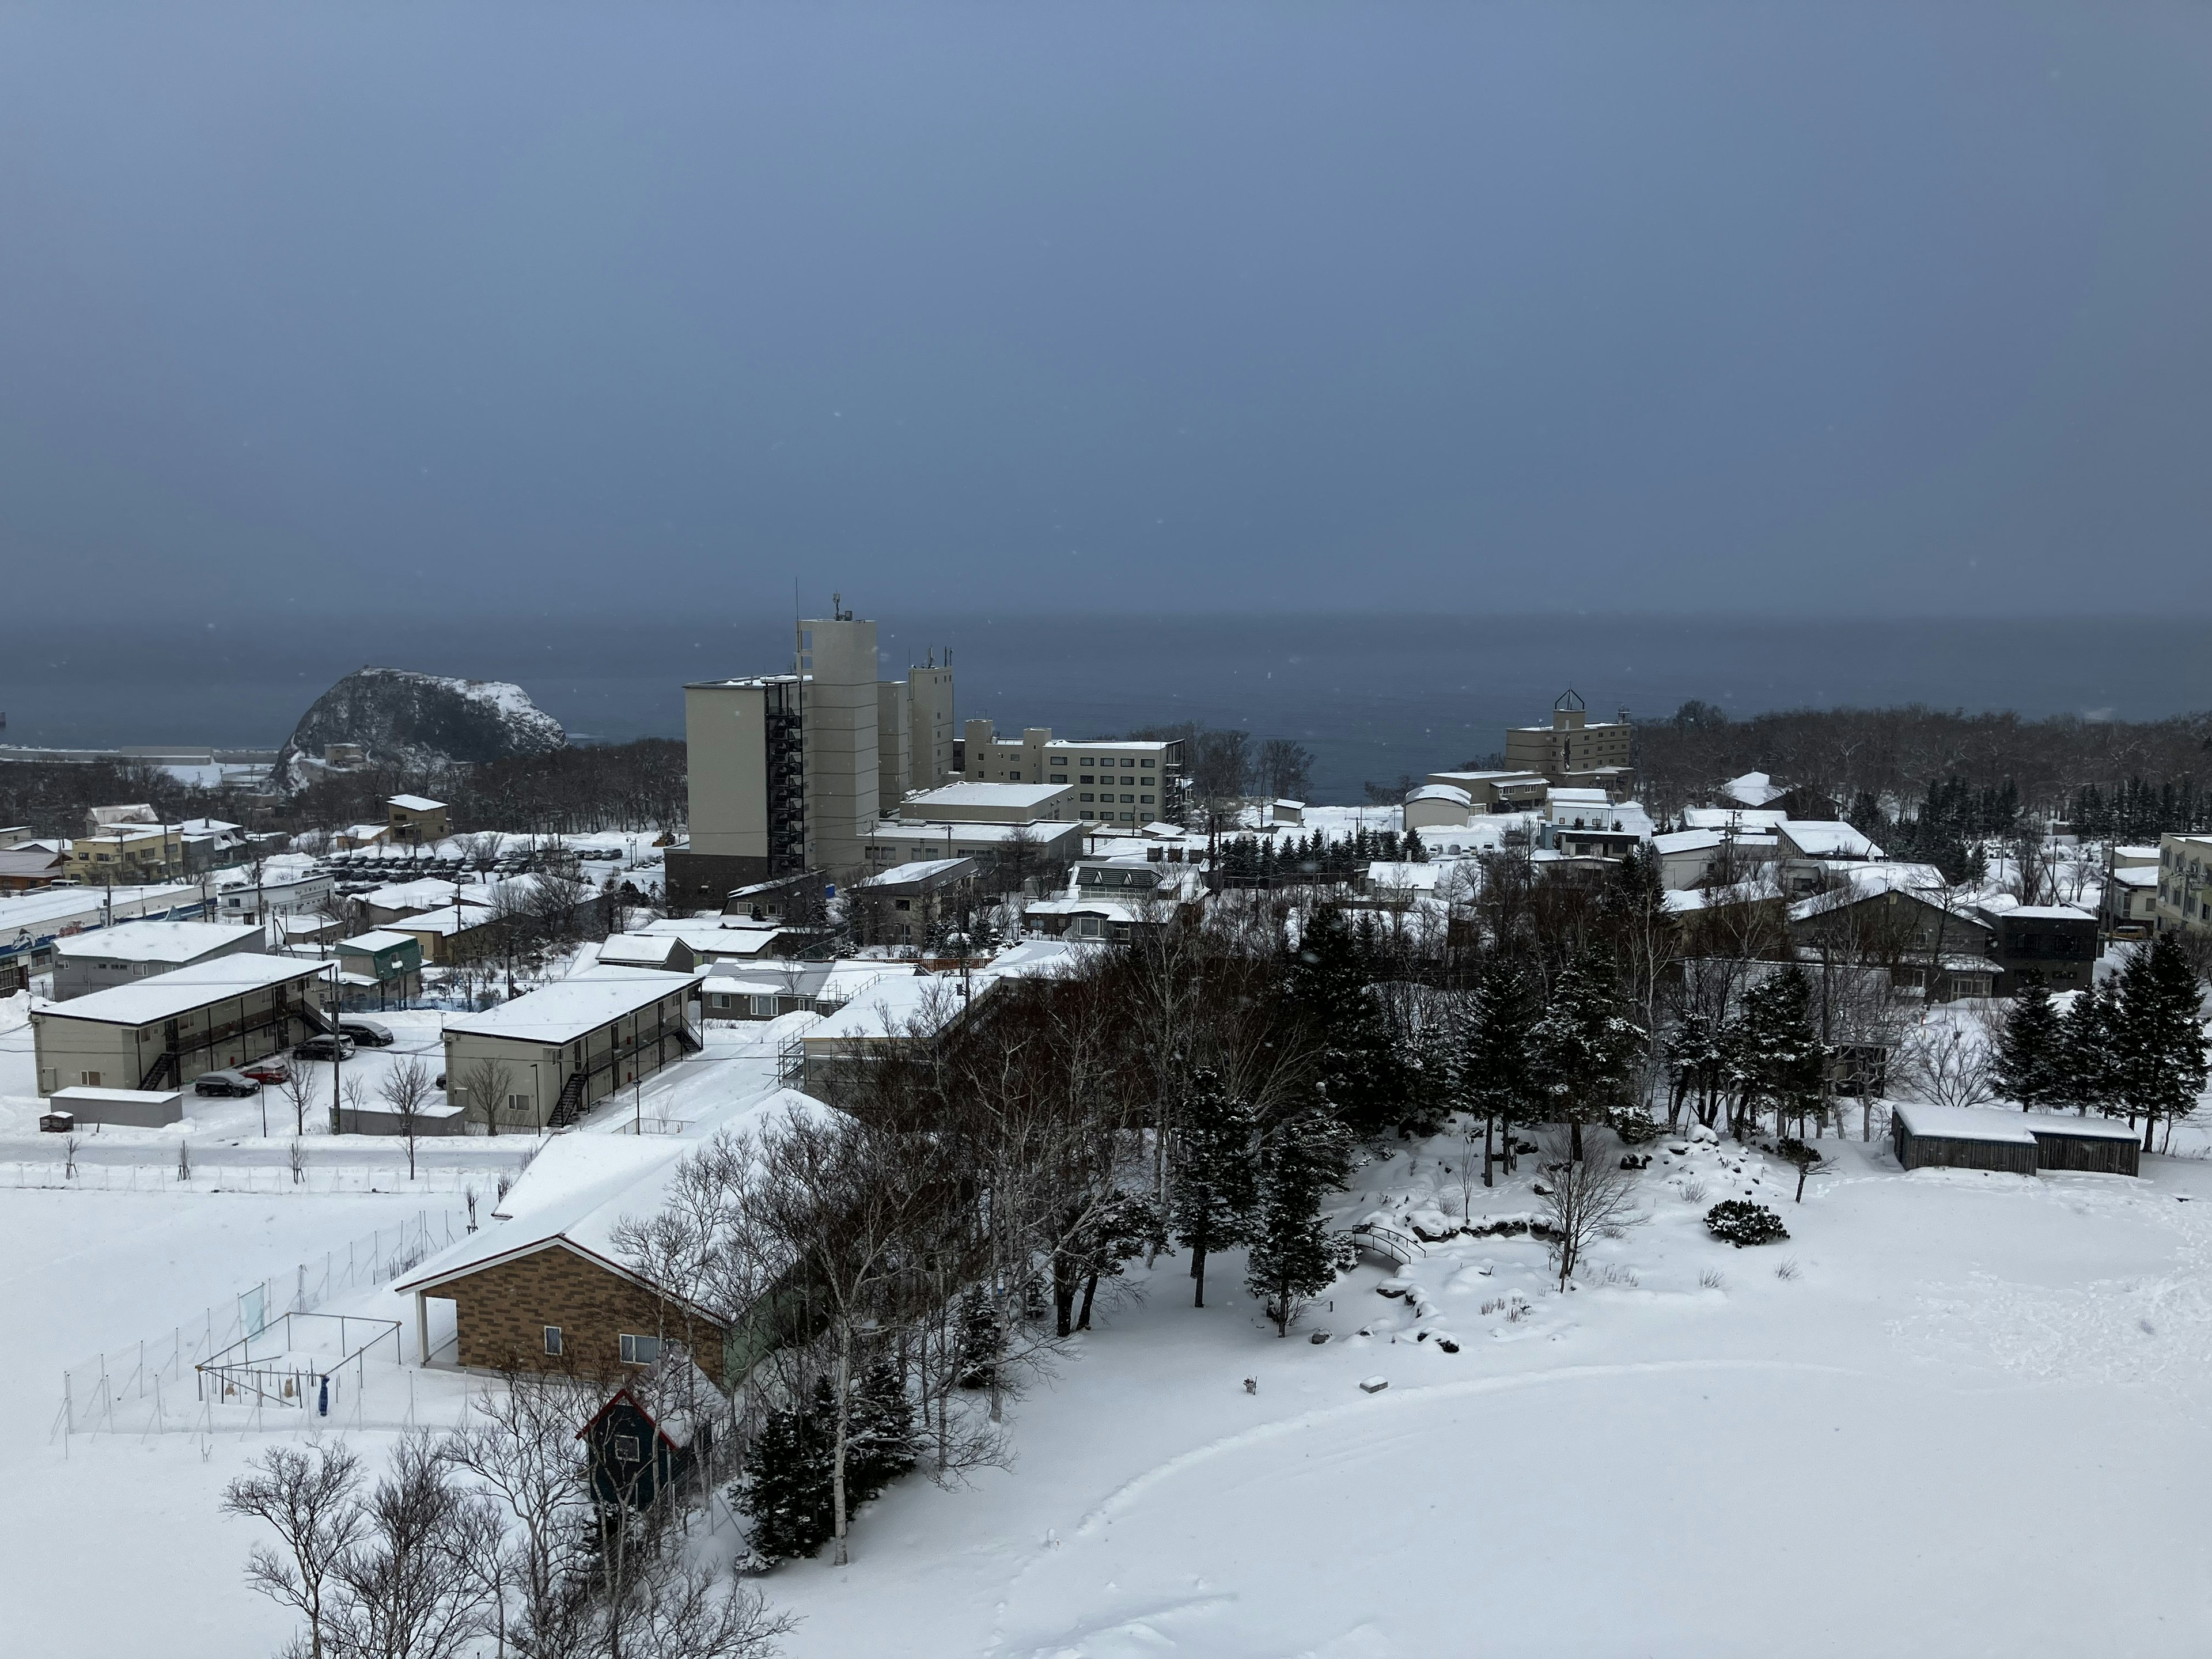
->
[1120,794,1134,804]
[1140,795,1154,805]
[1141,759,1153,769]
[544,1326,563,1355]
[1080,793,1093,802]
[79,1070,102,1088]
[613,1434,641,1463]
[619,1333,661,1365]
[1050,774,1067,784]
[506,1093,533,1118]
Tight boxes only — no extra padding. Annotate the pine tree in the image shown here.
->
[955,1286,1002,1389]
[1532,949,1642,1158]
[1729,964,1828,1139]
[1456,959,1541,1183]
[844,1360,918,1505]
[1283,905,1406,1138]
[741,1400,835,1566]
[2113,937,2210,1152]
[2059,979,2123,1115]
[1244,1107,1357,1337]
[1665,1010,1731,1130]
[1993,978,2067,1109]
[1170,1071,1260,1306]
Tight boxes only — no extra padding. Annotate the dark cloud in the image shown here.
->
[3,1,2207,619]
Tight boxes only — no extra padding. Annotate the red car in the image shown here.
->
[241,1061,290,1086]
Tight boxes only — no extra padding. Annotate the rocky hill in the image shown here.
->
[272,668,567,792]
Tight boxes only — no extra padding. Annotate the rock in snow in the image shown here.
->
[274,667,567,791]
[1359,1376,1389,1394]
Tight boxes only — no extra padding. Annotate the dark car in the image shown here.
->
[337,1018,395,1047]
[195,1069,259,1097]
[291,1035,357,1062]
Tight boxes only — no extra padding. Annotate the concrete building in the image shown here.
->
[386,795,450,844]
[957,724,1183,826]
[215,870,335,926]
[2154,833,2212,940]
[441,965,704,1131]
[673,611,956,907]
[1505,691,1634,793]
[859,817,1085,882]
[29,954,336,1096]
[50,919,264,1000]
[2103,848,2161,942]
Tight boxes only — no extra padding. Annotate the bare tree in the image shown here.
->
[444,1368,599,1657]
[1536,1130,1647,1291]
[378,1055,437,1180]
[460,1056,517,1139]
[223,1442,368,1659]
[279,1062,323,1139]
[1256,737,1313,803]
[323,1430,497,1659]
[1900,1019,1998,1112]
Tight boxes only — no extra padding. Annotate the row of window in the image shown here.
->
[1081,810,1138,821]
[1077,792,1153,805]
[543,1325,662,1365]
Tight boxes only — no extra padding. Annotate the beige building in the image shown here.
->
[68,821,184,884]
[861,817,1086,880]
[957,723,1183,825]
[2154,833,2212,939]
[674,611,956,906]
[51,919,264,1001]
[386,794,450,843]
[1505,692,1634,793]
[1422,770,1550,812]
[442,965,704,1131]
[30,953,335,1096]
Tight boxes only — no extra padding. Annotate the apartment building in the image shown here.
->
[2154,832,2212,939]
[67,820,184,884]
[956,722,1183,826]
[1503,691,1634,793]
[387,794,450,843]
[672,610,956,906]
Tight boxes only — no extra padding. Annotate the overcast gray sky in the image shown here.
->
[3,1,2207,622]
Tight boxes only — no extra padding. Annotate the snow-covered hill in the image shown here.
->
[272,666,566,790]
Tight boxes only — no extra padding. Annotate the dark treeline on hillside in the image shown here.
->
[1636,702,2212,820]
[0,740,687,841]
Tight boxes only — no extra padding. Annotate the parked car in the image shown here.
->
[337,1018,395,1047]
[241,1061,290,1085]
[292,1035,357,1061]
[195,1069,259,1097]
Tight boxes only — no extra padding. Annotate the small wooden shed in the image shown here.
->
[1891,1101,2040,1175]
[2022,1113,2142,1177]
[578,1354,717,1509]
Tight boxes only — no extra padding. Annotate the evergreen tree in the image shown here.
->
[1456,959,1541,1183]
[1993,978,2067,1109]
[2059,979,2123,1115]
[1665,1010,1731,1130]
[2113,937,2210,1152]
[1532,949,1642,1158]
[955,1286,1002,1389]
[1244,1107,1358,1337]
[1283,905,1406,1137]
[1170,1071,1259,1306]
[844,1360,918,1504]
[740,1400,835,1566]
[1729,964,1828,1139]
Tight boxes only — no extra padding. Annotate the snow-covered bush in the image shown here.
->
[1705,1200,1790,1248]
[1609,1110,1660,1146]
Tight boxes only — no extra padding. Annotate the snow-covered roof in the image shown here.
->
[49,1084,183,1107]
[804,975,971,1044]
[904,782,1068,810]
[1681,807,1789,831]
[384,903,495,937]
[395,1089,835,1296]
[1406,784,1472,807]
[858,858,969,887]
[2021,1113,2141,1142]
[1547,787,1611,806]
[1366,861,1444,891]
[868,820,1085,847]
[1778,821,1883,860]
[1142,821,1185,838]
[444,965,703,1045]
[51,919,256,963]
[338,930,418,953]
[0,883,199,937]
[364,876,487,911]
[627,923,782,957]
[984,938,1093,979]
[594,933,695,968]
[2111,868,2160,889]
[1653,828,1728,855]
[1891,1102,2037,1145]
[386,794,446,812]
[33,953,329,1027]
[1998,905,2096,922]
[1720,771,1789,807]
[1788,862,1955,922]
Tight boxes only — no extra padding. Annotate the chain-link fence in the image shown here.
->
[55,1207,467,1438]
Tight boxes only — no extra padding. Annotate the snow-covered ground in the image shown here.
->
[11,983,2212,1652]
